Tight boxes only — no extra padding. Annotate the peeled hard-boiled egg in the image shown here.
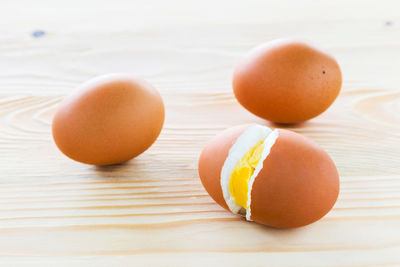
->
[198,124,339,228]
[233,39,342,123]
[52,74,165,165]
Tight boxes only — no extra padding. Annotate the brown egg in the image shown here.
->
[52,74,165,165]
[198,124,339,228]
[233,39,342,123]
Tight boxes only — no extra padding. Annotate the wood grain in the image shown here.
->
[0,0,400,266]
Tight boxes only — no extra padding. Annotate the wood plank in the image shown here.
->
[0,0,399,265]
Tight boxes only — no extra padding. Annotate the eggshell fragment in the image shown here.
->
[198,125,249,211]
[233,39,342,123]
[52,74,165,165]
[250,129,339,228]
[198,124,339,228]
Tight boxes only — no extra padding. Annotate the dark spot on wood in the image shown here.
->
[32,30,46,38]
[385,21,393,26]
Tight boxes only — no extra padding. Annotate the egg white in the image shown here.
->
[220,124,279,219]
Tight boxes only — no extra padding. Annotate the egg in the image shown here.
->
[198,124,339,228]
[52,74,165,165]
[233,39,342,123]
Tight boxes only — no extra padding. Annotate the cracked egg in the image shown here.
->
[198,124,339,228]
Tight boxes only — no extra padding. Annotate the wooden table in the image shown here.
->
[1,1,400,266]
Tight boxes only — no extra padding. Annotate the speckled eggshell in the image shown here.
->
[250,129,339,228]
[52,74,165,166]
[233,39,342,123]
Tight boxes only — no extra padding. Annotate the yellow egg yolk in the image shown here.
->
[229,141,264,209]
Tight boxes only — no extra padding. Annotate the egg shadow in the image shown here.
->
[91,159,141,180]
[243,216,317,241]
[271,121,308,129]
[257,120,310,130]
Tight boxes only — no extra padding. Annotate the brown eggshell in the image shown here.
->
[52,74,165,165]
[198,124,252,210]
[233,39,342,123]
[250,129,339,228]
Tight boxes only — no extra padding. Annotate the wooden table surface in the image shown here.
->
[1,1,400,266]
